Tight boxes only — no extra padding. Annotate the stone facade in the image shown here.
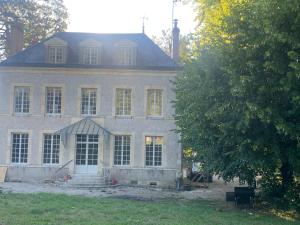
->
[0,67,181,187]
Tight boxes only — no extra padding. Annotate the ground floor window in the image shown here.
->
[145,136,163,166]
[11,133,29,163]
[43,134,60,164]
[76,134,98,165]
[114,135,130,165]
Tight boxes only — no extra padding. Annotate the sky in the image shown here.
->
[64,0,197,37]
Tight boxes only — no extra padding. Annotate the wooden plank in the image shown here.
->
[0,166,8,182]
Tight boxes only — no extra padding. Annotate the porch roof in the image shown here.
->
[54,117,113,146]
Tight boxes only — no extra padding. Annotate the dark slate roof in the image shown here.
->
[0,32,178,70]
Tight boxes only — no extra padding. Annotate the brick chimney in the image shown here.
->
[172,19,180,63]
[7,21,24,57]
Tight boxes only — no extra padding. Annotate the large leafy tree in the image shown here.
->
[0,0,68,60]
[176,0,300,196]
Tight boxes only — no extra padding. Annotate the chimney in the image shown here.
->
[7,21,24,57]
[172,19,180,63]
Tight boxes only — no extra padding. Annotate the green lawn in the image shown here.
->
[0,193,298,225]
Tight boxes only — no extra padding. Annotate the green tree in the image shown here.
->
[152,29,195,64]
[175,0,300,199]
[0,0,68,60]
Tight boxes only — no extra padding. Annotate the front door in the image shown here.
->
[75,134,98,174]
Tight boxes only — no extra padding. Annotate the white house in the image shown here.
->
[0,22,181,187]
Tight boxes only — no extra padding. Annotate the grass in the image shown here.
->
[0,193,298,225]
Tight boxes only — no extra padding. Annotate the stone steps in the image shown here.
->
[67,174,106,188]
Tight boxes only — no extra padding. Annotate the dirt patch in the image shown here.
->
[0,178,242,201]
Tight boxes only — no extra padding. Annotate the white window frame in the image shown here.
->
[81,88,97,116]
[145,136,163,167]
[115,88,132,116]
[45,87,62,115]
[43,134,60,165]
[147,89,163,117]
[114,135,131,166]
[11,133,29,164]
[119,46,137,66]
[48,46,65,64]
[14,86,30,114]
[82,47,100,65]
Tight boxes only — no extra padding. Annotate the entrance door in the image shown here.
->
[75,134,98,174]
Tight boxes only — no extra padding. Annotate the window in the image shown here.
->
[115,88,132,116]
[119,46,136,66]
[48,46,65,63]
[76,134,98,166]
[43,134,60,164]
[14,86,30,114]
[11,133,28,164]
[114,135,130,165]
[147,89,163,116]
[46,87,62,115]
[82,47,100,65]
[81,88,97,115]
[145,136,163,166]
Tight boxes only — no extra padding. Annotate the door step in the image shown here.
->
[67,174,106,188]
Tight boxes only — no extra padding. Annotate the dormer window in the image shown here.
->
[79,39,102,65]
[82,47,100,65]
[48,46,65,64]
[115,40,137,66]
[44,37,67,64]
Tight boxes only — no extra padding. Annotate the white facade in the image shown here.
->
[0,66,181,187]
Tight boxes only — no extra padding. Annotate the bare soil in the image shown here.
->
[0,177,243,201]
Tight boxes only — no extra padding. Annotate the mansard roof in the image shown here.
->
[0,32,178,70]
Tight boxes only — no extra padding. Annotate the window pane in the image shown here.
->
[46,87,62,114]
[11,133,28,163]
[145,136,162,166]
[14,87,30,113]
[43,134,60,164]
[114,135,130,165]
[81,88,97,115]
[147,89,162,116]
[115,89,131,116]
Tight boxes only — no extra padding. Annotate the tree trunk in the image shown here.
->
[280,160,293,192]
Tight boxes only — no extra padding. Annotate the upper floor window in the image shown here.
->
[48,46,65,64]
[115,88,132,116]
[14,86,30,114]
[82,47,100,65]
[147,89,163,116]
[46,87,62,115]
[119,46,136,66]
[115,40,137,66]
[44,37,67,64]
[81,88,97,115]
[114,135,131,165]
[11,133,29,164]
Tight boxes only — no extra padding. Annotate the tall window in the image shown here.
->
[83,47,100,65]
[43,134,60,164]
[81,88,97,115]
[46,87,62,115]
[115,88,131,116]
[14,86,30,114]
[114,135,130,165]
[48,46,64,63]
[145,136,163,166]
[147,89,163,116]
[11,133,29,164]
[76,134,98,166]
[119,46,136,66]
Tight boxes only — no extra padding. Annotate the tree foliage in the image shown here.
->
[152,29,196,64]
[175,0,300,200]
[0,0,68,60]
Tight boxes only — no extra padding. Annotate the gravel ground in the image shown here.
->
[0,178,241,201]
